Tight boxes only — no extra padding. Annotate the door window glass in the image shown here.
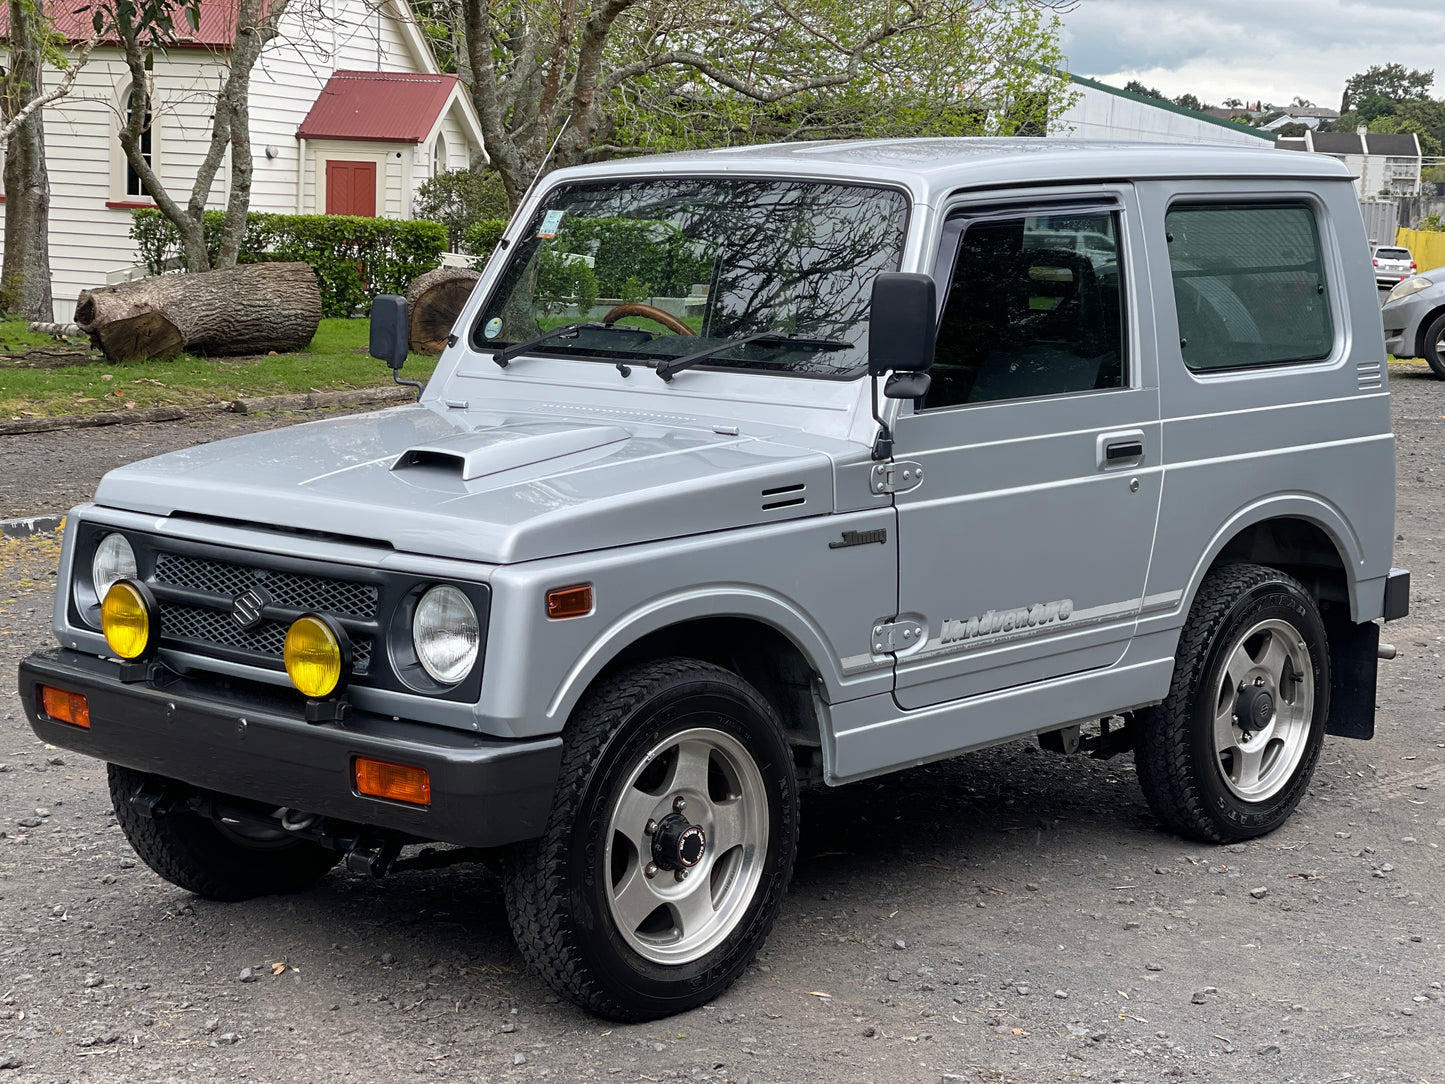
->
[1165,203,1333,372]
[926,210,1127,409]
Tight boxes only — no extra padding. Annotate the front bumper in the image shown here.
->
[19,649,561,849]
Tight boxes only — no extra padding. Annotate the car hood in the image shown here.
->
[92,405,837,564]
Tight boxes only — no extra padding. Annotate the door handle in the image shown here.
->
[1097,429,1146,470]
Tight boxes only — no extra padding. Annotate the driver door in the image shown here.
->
[890,190,1163,710]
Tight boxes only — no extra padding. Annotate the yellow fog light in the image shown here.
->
[283,614,351,699]
[101,580,157,660]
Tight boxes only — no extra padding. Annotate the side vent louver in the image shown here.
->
[760,482,806,511]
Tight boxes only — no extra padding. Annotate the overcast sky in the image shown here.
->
[1057,1,1445,110]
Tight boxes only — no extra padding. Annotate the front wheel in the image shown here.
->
[108,765,340,900]
[504,659,798,1021]
[1423,312,1445,379]
[1134,564,1330,843]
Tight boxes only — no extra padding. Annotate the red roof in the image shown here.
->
[1,0,255,48]
[297,71,461,143]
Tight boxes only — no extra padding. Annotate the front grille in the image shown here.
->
[158,602,373,674]
[154,552,378,619]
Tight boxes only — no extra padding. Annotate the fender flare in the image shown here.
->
[1179,494,1366,622]
[542,584,855,726]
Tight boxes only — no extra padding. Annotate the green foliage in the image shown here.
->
[464,219,508,260]
[1341,64,1434,111]
[599,6,1075,162]
[1419,214,1444,232]
[131,210,447,317]
[1123,80,1166,100]
[535,252,599,317]
[1172,93,1207,112]
[1272,122,1308,137]
[1423,164,1445,186]
[412,169,511,250]
[549,217,710,299]
[1356,93,1398,124]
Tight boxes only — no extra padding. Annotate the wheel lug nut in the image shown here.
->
[674,869,688,882]
[672,796,687,813]
[1254,676,1265,686]
[644,863,658,879]
[644,819,657,836]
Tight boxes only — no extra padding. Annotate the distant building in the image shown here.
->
[1047,73,1277,148]
[1276,129,1422,198]
[1260,106,1339,131]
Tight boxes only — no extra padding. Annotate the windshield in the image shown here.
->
[473,177,909,378]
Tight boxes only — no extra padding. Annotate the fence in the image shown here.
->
[1395,227,1445,274]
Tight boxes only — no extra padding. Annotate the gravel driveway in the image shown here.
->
[2,378,1442,1083]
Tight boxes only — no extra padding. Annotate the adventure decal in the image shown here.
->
[939,599,1073,644]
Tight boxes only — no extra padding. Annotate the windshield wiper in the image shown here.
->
[491,322,654,368]
[655,332,850,382]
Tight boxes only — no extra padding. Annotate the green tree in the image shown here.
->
[413,168,510,250]
[1340,63,1434,112]
[458,0,1076,209]
[1172,92,1207,111]
[0,0,105,319]
[1124,79,1165,100]
[1356,92,1398,124]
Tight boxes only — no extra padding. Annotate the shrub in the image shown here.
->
[131,210,448,317]
[412,169,510,250]
[464,219,508,260]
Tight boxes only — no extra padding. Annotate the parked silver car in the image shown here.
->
[1373,245,1417,287]
[1382,268,1445,375]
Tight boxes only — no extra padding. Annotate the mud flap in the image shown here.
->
[1324,616,1378,740]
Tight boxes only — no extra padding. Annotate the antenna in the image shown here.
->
[515,114,572,212]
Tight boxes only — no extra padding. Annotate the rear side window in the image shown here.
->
[1166,203,1333,372]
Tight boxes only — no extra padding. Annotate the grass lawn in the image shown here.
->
[0,318,438,419]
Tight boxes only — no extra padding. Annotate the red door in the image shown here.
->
[325,161,377,216]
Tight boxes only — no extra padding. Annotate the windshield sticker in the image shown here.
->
[537,210,565,239]
[483,316,503,339]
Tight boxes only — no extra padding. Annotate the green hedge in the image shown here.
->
[131,210,448,317]
[462,216,710,298]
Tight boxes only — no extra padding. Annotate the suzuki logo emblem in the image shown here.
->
[231,586,271,630]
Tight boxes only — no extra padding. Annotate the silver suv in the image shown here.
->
[1382,268,1445,375]
[1373,244,1417,287]
[20,139,1409,1021]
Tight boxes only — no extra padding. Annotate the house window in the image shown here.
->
[123,89,153,198]
[433,133,447,176]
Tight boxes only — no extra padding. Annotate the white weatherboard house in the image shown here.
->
[0,0,485,320]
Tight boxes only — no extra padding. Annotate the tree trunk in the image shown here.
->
[74,262,322,363]
[0,0,55,321]
[405,267,480,353]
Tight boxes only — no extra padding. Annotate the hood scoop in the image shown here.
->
[391,424,630,481]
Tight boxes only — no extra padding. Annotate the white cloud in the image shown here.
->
[1058,0,1445,108]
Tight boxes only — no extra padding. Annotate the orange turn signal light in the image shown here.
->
[40,685,90,729]
[546,583,593,619]
[354,757,431,806]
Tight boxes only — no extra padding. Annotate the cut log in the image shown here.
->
[74,262,322,364]
[405,266,479,353]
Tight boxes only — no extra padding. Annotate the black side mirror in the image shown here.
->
[370,294,410,370]
[868,272,936,379]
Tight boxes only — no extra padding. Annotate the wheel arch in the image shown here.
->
[544,591,835,752]
[1185,500,1361,622]
[1414,303,1445,359]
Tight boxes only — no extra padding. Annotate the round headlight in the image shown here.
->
[102,580,153,660]
[412,585,479,685]
[284,615,349,699]
[1385,276,1432,305]
[92,533,137,602]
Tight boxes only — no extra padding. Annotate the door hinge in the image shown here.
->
[872,617,924,654]
[869,460,925,495]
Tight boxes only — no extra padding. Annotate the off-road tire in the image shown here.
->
[1423,312,1445,379]
[503,658,798,1021]
[109,765,341,901]
[1133,564,1330,843]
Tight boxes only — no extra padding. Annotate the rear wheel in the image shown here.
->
[504,659,797,1021]
[108,765,340,901]
[1134,564,1329,842]
[1423,312,1445,378]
